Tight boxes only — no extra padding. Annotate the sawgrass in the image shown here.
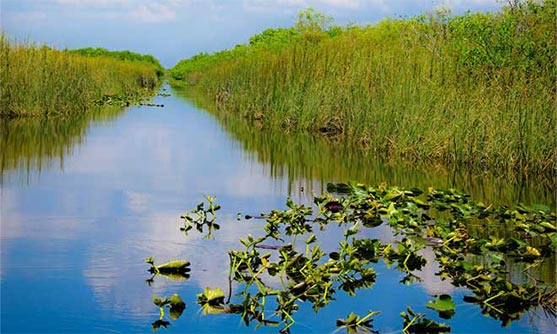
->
[0,34,161,117]
[172,1,556,177]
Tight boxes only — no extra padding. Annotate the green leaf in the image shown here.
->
[156,260,191,273]
[426,294,455,319]
[197,287,225,305]
[168,294,186,320]
[153,294,169,307]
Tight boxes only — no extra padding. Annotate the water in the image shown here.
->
[1,84,554,333]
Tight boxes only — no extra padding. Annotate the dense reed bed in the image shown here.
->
[183,88,556,207]
[0,34,162,117]
[171,1,556,177]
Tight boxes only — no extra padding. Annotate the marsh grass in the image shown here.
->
[173,1,556,177]
[181,87,556,207]
[0,34,160,117]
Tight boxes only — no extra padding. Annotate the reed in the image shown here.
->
[172,1,556,177]
[0,34,161,117]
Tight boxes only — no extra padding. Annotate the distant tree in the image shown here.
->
[295,8,334,43]
[295,7,333,32]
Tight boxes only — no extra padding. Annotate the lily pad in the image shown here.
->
[197,287,225,305]
[426,294,455,319]
[146,257,191,276]
[168,294,186,320]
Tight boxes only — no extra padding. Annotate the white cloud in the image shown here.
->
[320,0,361,9]
[436,0,499,10]
[54,0,179,22]
[130,3,176,22]
[56,0,129,6]
[242,0,392,16]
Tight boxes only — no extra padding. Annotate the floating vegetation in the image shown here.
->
[401,307,451,333]
[151,294,186,330]
[426,294,456,319]
[91,93,164,108]
[139,103,164,107]
[180,195,221,238]
[196,287,226,315]
[148,182,556,332]
[145,257,191,285]
[91,94,137,107]
[335,311,380,333]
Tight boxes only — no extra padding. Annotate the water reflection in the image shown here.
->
[0,106,125,185]
[180,88,555,207]
[1,84,554,333]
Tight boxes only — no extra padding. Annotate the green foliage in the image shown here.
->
[426,294,456,319]
[171,1,556,177]
[336,310,380,333]
[168,8,340,82]
[153,293,186,320]
[196,287,226,315]
[249,28,300,50]
[145,257,191,284]
[0,34,161,117]
[401,307,451,333]
[151,293,186,330]
[160,184,555,332]
[180,195,221,238]
[295,7,333,32]
[295,7,334,42]
[69,47,164,76]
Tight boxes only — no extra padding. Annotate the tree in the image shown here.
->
[295,8,333,33]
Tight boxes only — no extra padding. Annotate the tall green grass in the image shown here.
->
[0,34,161,117]
[172,1,556,177]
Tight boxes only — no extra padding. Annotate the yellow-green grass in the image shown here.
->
[173,1,556,177]
[0,34,161,117]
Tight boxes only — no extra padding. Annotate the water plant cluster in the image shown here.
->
[170,1,556,177]
[0,34,162,117]
[147,182,556,333]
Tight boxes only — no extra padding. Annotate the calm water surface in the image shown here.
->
[1,84,554,333]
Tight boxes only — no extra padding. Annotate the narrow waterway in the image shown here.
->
[0,84,553,333]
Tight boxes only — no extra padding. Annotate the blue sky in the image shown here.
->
[1,0,502,68]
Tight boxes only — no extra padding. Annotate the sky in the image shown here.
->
[1,0,503,68]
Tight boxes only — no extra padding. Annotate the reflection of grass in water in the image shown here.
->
[466,221,556,285]
[0,105,126,182]
[176,85,555,208]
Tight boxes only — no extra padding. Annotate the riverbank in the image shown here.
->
[0,34,163,117]
[170,1,556,178]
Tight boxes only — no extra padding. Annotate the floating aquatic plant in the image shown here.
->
[426,294,456,319]
[145,257,191,285]
[151,294,186,331]
[152,182,556,332]
[335,310,380,333]
[401,307,451,334]
[180,195,221,238]
[196,287,226,315]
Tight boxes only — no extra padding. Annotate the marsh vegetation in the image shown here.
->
[1,1,555,333]
[171,1,556,177]
[0,34,162,117]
